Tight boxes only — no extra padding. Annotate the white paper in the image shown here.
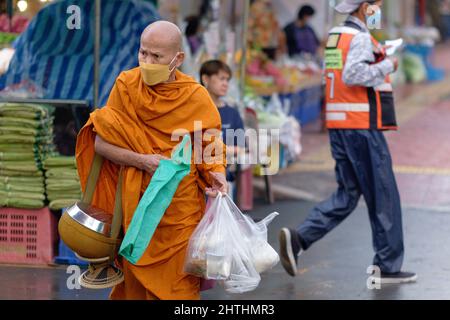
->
[384,38,404,56]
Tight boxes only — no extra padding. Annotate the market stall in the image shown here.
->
[168,0,325,206]
[0,0,160,266]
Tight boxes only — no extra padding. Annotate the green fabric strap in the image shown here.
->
[81,154,123,241]
[110,167,123,240]
[81,154,103,204]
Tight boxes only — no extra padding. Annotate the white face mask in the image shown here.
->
[365,3,382,30]
[139,54,178,86]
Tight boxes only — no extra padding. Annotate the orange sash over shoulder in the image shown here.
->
[76,68,226,300]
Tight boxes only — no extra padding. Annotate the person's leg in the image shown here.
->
[296,130,362,249]
[279,130,362,276]
[343,130,415,283]
[349,130,404,273]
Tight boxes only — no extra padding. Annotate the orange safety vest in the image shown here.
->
[324,24,397,130]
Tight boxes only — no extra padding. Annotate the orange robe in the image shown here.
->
[76,68,226,300]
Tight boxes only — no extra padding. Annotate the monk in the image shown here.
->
[75,21,228,300]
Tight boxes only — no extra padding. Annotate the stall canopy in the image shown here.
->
[0,0,160,107]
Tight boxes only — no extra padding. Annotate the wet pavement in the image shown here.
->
[2,198,450,300]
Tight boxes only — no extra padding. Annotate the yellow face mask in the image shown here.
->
[139,54,178,86]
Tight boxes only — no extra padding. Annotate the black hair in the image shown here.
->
[185,15,200,37]
[199,60,232,86]
[199,0,210,17]
[298,5,315,20]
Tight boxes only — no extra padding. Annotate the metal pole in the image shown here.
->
[239,0,250,102]
[93,0,101,109]
[218,0,229,58]
[7,0,13,32]
[230,0,236,30]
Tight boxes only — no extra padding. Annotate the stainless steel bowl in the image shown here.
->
[66,202,112,236]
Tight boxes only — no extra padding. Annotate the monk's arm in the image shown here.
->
[94,135,164,173]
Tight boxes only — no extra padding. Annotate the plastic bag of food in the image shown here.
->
[219,196,261,293]
[222,242,261,294]
[184,194,233,280]
[184,193,262,293]
[223,194,280,274]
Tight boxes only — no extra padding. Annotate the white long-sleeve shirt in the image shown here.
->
[342,16,394,88]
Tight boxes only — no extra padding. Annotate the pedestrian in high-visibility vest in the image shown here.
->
[279,0,417,284]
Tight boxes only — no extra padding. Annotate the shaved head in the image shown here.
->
[141,20,183,53]
[138,20,185,81]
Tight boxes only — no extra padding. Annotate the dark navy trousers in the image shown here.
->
[297,129,404,273]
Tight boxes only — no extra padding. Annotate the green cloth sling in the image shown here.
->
[119,135,192,265]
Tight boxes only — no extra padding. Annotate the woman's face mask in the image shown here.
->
[139,54,179,86]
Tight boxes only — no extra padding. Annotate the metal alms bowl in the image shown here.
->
[58,201,121,260]
[67,202,112,235]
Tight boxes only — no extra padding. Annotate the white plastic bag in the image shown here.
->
[223,194,280,274]
[222,248,260,294]
[184,194,279,294]
[184,196,233,280]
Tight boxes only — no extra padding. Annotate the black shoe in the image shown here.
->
[374,271,418,284]
[279,228,302,277]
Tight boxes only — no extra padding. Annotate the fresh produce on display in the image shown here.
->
[0,14,29,34]
[245,49,322,95]
[44,156,81,210]
[0,103,56,209]
[246,50,288,89]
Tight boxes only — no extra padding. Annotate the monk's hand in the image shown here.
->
[206,172,228,197]
[137,154,169,174]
